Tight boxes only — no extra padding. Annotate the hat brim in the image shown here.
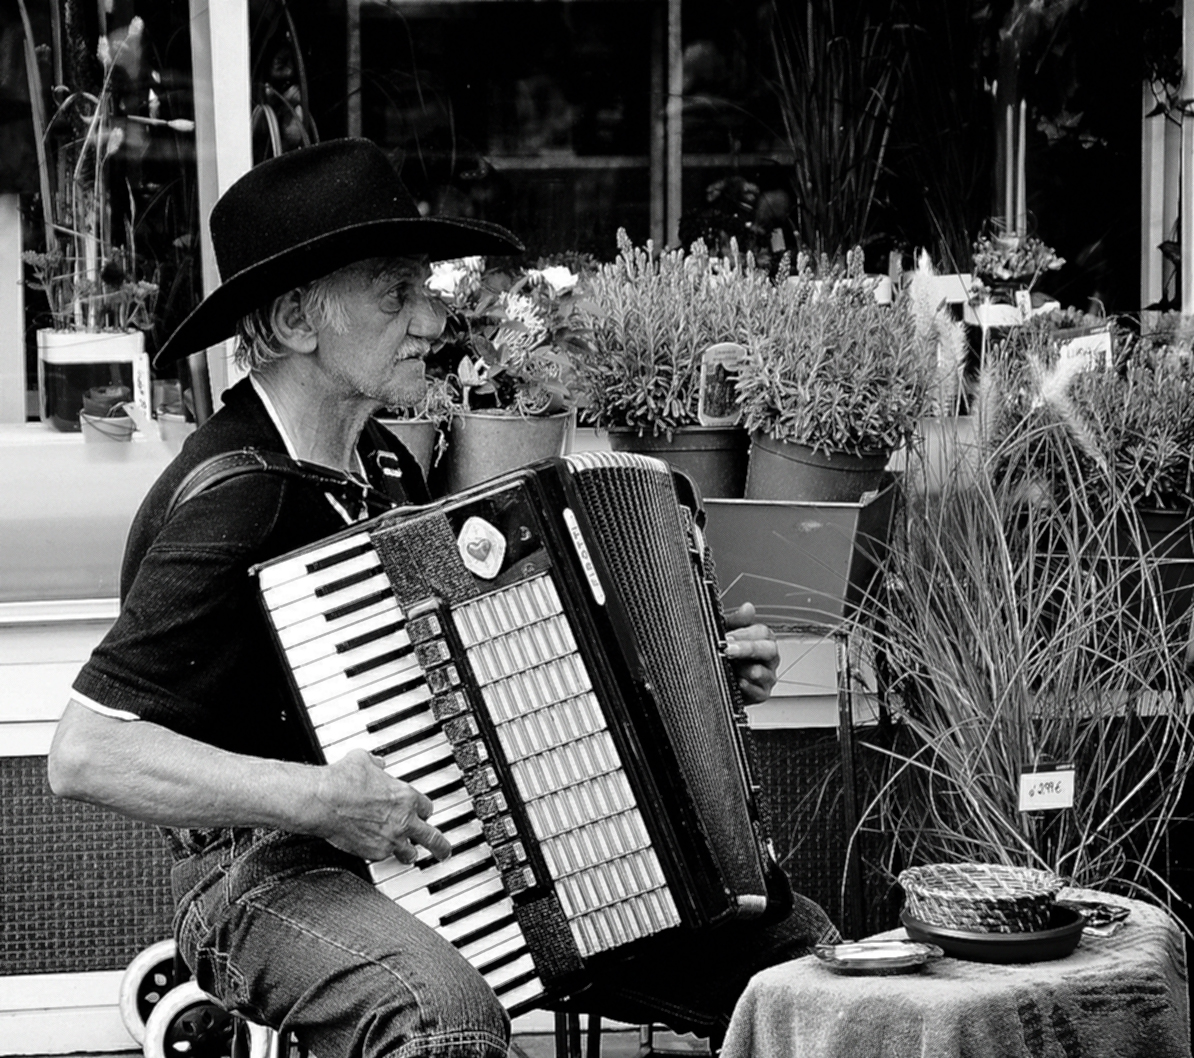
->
[155,215,523,367]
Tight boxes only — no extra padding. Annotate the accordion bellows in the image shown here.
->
[899,863,1064,934]
[253,452,774,1013]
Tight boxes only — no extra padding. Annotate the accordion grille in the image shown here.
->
[566,455,765,901]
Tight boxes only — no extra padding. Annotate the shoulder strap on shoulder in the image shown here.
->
[163,448,396,524]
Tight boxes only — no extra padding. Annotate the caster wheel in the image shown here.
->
[143,981,236,1058]
[120,938,182,1044]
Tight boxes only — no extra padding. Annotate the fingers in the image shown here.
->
[722,601,779,703]
[723,601,757,631]
[735,663,778,704]
[406,816,453,862]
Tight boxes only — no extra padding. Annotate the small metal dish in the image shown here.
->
[813,939,944,975]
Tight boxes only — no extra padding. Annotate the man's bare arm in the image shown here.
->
[48,700,450,864]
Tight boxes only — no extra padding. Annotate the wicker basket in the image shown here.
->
[898,863,1064,934]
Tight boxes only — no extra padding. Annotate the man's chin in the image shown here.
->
[386,367,428,411]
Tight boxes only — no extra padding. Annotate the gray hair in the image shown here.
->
[233,257,430,372]
[232,271,352,372]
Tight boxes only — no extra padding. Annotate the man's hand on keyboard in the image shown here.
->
[723,602,779,704]
[313,749,453,864]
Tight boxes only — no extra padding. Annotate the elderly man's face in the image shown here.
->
[315,257,445,411]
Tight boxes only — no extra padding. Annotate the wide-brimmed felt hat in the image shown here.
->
[154,138,523,367]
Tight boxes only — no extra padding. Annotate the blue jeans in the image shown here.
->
[171,828,510,1058]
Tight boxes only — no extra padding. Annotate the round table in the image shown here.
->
[720,890,1190,1058]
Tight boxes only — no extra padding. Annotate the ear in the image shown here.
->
[270,290,319,354]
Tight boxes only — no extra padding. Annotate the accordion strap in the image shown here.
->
[164,447,396,523]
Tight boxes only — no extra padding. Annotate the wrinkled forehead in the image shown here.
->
[335,255,431,289]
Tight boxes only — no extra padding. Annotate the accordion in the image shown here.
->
[253,452,775,1014]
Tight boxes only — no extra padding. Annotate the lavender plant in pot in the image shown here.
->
[576,230,783,499]
[735,248,936,502]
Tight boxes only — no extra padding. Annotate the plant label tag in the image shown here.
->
[697,342,747,427]
[1057,328,1112,373]
[1018,764,1075,812]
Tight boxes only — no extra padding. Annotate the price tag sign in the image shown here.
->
[1018,764,1075,812]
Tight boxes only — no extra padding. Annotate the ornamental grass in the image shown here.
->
[846,350,1194,918]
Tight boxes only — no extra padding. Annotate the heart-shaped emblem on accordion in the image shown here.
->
[457,516,506,579]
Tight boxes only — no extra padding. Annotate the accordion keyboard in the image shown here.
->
[258,531,545,1012]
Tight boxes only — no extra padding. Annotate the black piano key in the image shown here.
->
[345,644,415,679]
[366,700,432,734]
[404,755,457,784]
[315,566,383,599]
[306,541,374,574]
[452,913,518,951]
[428,857,495,894]
[477,946,528,976]
[374,725,440,758]
[426,778,467,801]
[440,888,506,927]
[325,588,393,623]
[359,674,427,710]
[337,620,406,654]
[415,831,487,868]
[438,808,478,833]
[494,969,540,998]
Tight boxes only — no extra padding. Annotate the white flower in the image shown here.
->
[428,257,484,298]
[457,356,488,387]
[529,265,578,296]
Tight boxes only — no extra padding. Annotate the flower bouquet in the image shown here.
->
[427,257,596,417]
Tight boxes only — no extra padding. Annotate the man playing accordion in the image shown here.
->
[48,139,836,1058]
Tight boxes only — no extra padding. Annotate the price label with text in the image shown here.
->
[1018,765,1075,812]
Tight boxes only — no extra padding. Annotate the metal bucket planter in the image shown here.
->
[745,433,892,503]
[446,410,572,493]
[375,417,441,477]
[608,425,749,499]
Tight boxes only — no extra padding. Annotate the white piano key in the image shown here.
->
[465,931,526,973]
[283,608,408,669]
[306,680,431,730]
[483,951,538,992]
[435,900,518,947]
[367,815,483,886]
[372,853,496,912]
[298,650,424,710]
[316,706,442,762]
[454,919,524,964]
[381,736,455,778]
[497,975,544,1011]
[262,550,384,609]
[392,758,465,803]
[258,532,373,591]
[291,624,413,688]
[411,872,508,922]
[315,696,435,749]
[375,842,494,901]
[276,593,400,651]
[267,569,392,630]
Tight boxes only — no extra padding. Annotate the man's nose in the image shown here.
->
[412,291,447,339]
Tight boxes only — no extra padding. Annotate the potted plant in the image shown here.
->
[735,247,936,502]
[984,319,1194,628]
[970,226,1065,307]
[576,229,781,498]
[18,9,164,433]
[850,349,1194,917]
[426,256,595,493]
[374,376,456,478]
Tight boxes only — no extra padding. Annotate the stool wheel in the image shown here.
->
[119,938,182,1044]
[143,980,236,1058]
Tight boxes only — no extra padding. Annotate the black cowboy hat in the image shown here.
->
[154,138,523,367]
